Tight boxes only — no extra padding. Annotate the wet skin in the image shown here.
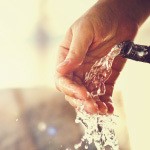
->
[55,0,149,114]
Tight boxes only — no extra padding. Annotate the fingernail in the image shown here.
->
[97,102,108,114]
[105,102,114,114]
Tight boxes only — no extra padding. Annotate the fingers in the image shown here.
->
[57,77,102,114]
[57,27,93,75]
[65,95,98,114]
[56,75,106,114]
[65,95,108,115]
[57,28,72,65]
[99,96,114,114]
[56,74,109,114]
[105,102,114,114]
[56,74,108,114]
[55,75,88,100]
[65,29,92,61]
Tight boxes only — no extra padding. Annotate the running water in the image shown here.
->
[74,43,124,150]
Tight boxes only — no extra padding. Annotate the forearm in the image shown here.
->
[96,0,150,26]
[122,0,150,26]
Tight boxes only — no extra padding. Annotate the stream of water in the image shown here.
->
[74,43,124,150]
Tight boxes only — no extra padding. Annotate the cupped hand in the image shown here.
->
[55,0,138,114]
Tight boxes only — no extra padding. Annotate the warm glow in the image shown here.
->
[0,0,149,149]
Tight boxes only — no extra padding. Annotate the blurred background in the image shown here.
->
[0,0,149,149]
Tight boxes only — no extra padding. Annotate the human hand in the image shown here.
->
[55,0,140,114]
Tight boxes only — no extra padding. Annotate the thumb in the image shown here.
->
[57,29,93,75]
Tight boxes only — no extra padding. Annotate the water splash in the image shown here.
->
[75,43,124,150]
[84,44,122,98]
